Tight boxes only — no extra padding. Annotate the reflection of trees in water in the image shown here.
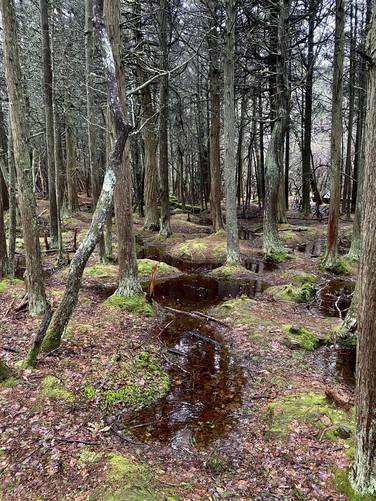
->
[128,319,243,446]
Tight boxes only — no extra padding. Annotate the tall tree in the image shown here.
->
[207,0,224,232]
[105,0,141,297]
[350,2,376,494]
[263,0,290,261]
[321,0,345,271]
[40,0,59,247]
[224,0,240,263]
[158,0,172,237]
[1,0,47,316]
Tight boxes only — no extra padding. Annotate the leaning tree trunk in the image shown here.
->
[158,0,172,237]
[105,0,141,297]
[322,0,345,271]
[207,0,224,232]
[350,5,376,493]
[1,0,47,316]
[40,0,59,248]
[38,0,131,355]
[224,0,240,263]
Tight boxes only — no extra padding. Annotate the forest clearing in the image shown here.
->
[1,0,376,499]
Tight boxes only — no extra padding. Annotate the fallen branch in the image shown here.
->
[191,310,230,328]
[55,437,100,446]
[2,297,16,319]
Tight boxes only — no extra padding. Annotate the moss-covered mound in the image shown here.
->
[137,258,180,279]
[282,324,322,351]
[209,262,256,279]
[90,453,170,501]
[265,282,315,303]
[41,375,75,403]
[266,391,354,442]
[82,351,169,410]
[282,270,316,285]
[320,257,352,275]
[334,468,376,501]
[104,294,153,316]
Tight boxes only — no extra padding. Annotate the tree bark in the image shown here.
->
[224,0,240,263]
[158,0,172,237]
[1,0,47,315]
[104,0,141,297]
[207,0,223,232]
[350,4,376,493]
[322,0,345,270]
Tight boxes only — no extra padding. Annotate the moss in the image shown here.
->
[0,376,20,388]
[282,271,316,285]
[334,468,376,500]
[205,454,227,473]
[282,325,320,351]
[41,375,75,403]
[0,278,24,294]
[91,453,165,501]
[265,282,315,303]
[266,391,354,441]
[82,351,169,411]
[84,264,118,280]
[320,257,351,275]
[104,294,153,316]
[137,258,179,278]
[209,262,251,279]
[264,249,289,263]
[77,448,103,466]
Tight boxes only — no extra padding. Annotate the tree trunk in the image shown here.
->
[350,5,376,493]
[207,0,223,232]
[263,0,290,260]
[66,113,79,213]
[158,0,172,237]
[1,0,47,316]
[104,0,141,297]
[39,0,132,354]
[322,0,345,270]
[40,0,59,248]
[7,127,16,277]
[301,0,316,215]
[224,0,240,263]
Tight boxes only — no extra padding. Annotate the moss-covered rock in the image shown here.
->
[282,324,321,351]
[334,468,376,500]
[82,351,169,410]
[265,282,315,303]
[104,294,153,316]
[41,375,75,403]
[266,391,354,441]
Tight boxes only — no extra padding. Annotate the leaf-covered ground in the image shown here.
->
[0,204,359,500]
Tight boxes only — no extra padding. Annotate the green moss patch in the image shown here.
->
[82,351,169,410]
[264,249,289,263]
[265,282,315,303]
[334,468,376,500]
[137,258,179,278]
[0,278,24,294]
[41,375,75,403]
[0,376,20,389]
[266,391,354,441]
[77,448,103,467]
[282,271,316,286]
[104,294,153,316]
[84,264,118,280]
[320,257,351,275]
[209,262,252,279]
[282,324,321,351]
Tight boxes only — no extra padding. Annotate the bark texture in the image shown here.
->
[1,0,47,315]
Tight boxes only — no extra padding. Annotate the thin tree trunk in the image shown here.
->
[1,0,47,316]
[66,113,79,213]
[224,0,240,263]
[322,0,345,270]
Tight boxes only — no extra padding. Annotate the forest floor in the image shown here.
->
[0,200,361,501]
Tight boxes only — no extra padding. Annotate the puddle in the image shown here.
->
[313,346,356,387]
[293,238,323,257]
[317,279,355,318]
[153,274,268,310]
[122,317,244,447]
